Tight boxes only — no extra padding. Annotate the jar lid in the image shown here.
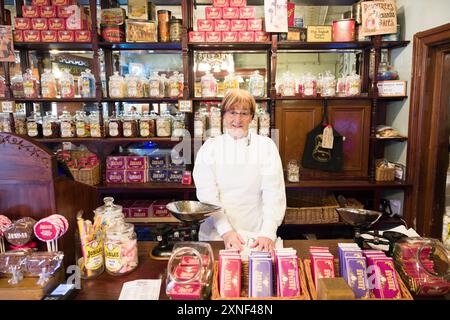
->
[94,197,123,216]
[169,18,182,24]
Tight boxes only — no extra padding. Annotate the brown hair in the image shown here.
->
[220,89,256,119]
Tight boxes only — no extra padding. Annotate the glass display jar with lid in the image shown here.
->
[126,73,144,98]
[14,112,27,135]
[0,75,5,98]
[201,71,217,98]
[23,69,40,98]
[258,109,270,137]
[148,71,163,98]
[248,70,265,97]
[109,72,125,98]
[79,69,96,98]
[89,111,102,138]
[223,73,239,95]
[0,113,12,132]
[122,112,138,138]
[168,72,181,98]
[139,111,157,138]
[75,110,90,137]
[106,112,123,137]
[156,110,173,137]
[59,110,76,138]
[41,69,57,98]
[172,111,186,138]
[59,69,75,98]
[43,111,60,138]
[26,112,43,138]
[93,197,125,235]
[11,73,24,98]
[104,222,138,276]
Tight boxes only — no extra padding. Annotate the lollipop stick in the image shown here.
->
[46,241,50,252]
[0,237,4,253]
[55,240,58,251]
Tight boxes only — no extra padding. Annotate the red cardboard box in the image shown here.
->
[74,30,91,42]
[57,5,72,18]
[22,6,40,18]
[52,0,75,5]
[126,156,148,170]
[239,6,255,19]
[214,19,231,32]
[238,31,254,42]
[41,30,58,42]
[14,18,31,30]
[40,6,58,18]
[213,0,229,7]
[130,200,152,218]
[151,200,173,217]
[23,30,41,42]
[221,31,238,42]
[287,2,295,27]
[222,7,239,19]
[254,31,270,42]
[197,19,215,32]
[189,31,205,42]
[205,31,222,42]
[230,0,246,7]
[247,18,263,31]
[230,19,247,31]
[31,18,49,30]
[205,7,222,20]
[32,0,50,5]
[106,156,126,170]
[126,170,148,183]
[105,170,126,184]
[13,30,23,42]
[58,30,74,41]
[48,18,66,30]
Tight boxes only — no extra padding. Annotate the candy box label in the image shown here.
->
[126,170,147,183]
[48,18,66,30]
[151,200,172,217]
[168,169,183,183]
[255,31,270,42]
[106,156,126,170]
[214,20,231,32]
[105,170,125,184]
[169,283,202,300]
[15,18,31,30]
[126,156,148,169]
[222,31,238,42]
[222,7,239,19]
[58,30,74,41]
[205,31,222,42]
[230,0,247,7]
[220,258,241,297]
[239,6,255,19]
[238,31,254,42]
[149,154,167,168]
[205,7,222,20]
[75,30,91,42]
[247,19,263,31]
[13,30,24,42]
[41,30,58,42]
[230,20,247,31]
[22,6,40,18]
[189,31,205,42]
[32,18,49,30]
[40,6,57,18]
[278,257,300,297]
[344,257,369,298]
[23,30,41,42]
[213,0,229,7]
[149,169,168,182]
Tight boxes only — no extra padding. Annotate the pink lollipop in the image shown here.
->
[34,218,60,252]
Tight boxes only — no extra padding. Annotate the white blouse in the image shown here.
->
[193,132,286,241]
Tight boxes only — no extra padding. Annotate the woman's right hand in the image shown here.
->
[222,231,245,251]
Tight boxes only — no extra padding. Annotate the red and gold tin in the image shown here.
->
[58,30,74,42]
[41,30,58,42]
[22,5,40,18]
[14,18,31,30]
[214,19,231,32]
[222,7,239,19]
[40,6,57,18]
[221,31,238,42]
[13,30,24,42]
[48,18,65,30]
[230,0,246,7]
[230,19,247,31]
[32,0,50,5]
[197,19,214,32]
[31,18,49,30]
[247,18,263,31]
[102,26,125,42]
[213,0,229,7]
[238,31,254,42]
[238,6,255,19]
[205,7,222,20]
[23,30,41,42]
[254,31,270,42]
[332,19,355,42]
[205,31,222,42]
[188,31,205,42]
[75,30,91,42]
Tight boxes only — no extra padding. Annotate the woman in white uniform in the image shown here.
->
[193,89,286,252]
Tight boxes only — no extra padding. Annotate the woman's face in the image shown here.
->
[223,104,253,139]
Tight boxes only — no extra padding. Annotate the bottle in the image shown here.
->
[26,112,43,138]
[79,69,96,98]
[41,69,57,98]
[108,72,125,98]
[60,69,75,98]
[104,222,138,276]
[75,110,90,137]
[89,111,102,138]
[201,72,217,98]
[42,111,60,138]
[248,70,265,97]
[156,110,172,137]
[75,231,104,280]
[23,69,40,98]
[59,110,76,138]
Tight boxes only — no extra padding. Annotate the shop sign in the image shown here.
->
[360,0,397,36]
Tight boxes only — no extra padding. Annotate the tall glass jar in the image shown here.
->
[23,69,40,98]
[258,109,270,137]
[125,74,143,98]
[41,69,57,98]
[287,160,300,182]
[89,111,102,138]
[79,69,96,98]
[106,112,123,137]
[11,74,24,98]
[122,112,138,138]
[60,69,75,98]
[14,112,27,135]
[94,197,125,234]
[26,112,43,138]
[156,110,173,137]
[208,107,222,138]
[280,71,296,96]
[223,73,239,95]
[201,72,217,98]
[42,111,60,138]
[109,72,125,98]
[104,223,138,276]
[248,70,265,97]
[75,110,90,137]
[194,111,206,139]
[160,74,169,97]
[0,75,5,98]
[169,18,182,42]
[149,72,162,98]
[60,110,76,138]
[172,112,185,138]
[168,72,180,98]
[139,111,156,138]
[75,231,104,280]
[248,115,258,135]
[0,113,12,133]
[321,71,336,97]
[303,72,317,97]
[345,72,361,96]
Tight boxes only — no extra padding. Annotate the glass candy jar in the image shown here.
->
[223,73,239,95]
[60,69,75,98]
[156,110,173,137]
[345,72,361,96]
[0,75,5,98]
[194,111,206,139]
[248,70,265,97]
[14,113,27,135]
[41,69,57,98]
[42,111,60,138]
[109,72,125,98]
[280,71,296,96]
[93,197,125,234]
[258,109,270,137]
[122,112,138,138]
[126,74,144,98]
[106,112,123,137]
[75,110,90,138]
[26,112,43,138]
[139,110,157,138]
[208,107,222,138]
[0,113,12,132]
[168,72,181,98]
[201,72,217,98]
[11,74,24,98]
[287,160,300,182]
[104,222,138,276]
[321,71,336,97]
[79,69,96,98]
[23,69,40,98]
[149,72,163,98]
[59,110,76,138]
[89,111,102,138]
[172,112,185,138]
[303,72,317,97]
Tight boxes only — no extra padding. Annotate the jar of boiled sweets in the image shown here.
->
[41,69,57,98]
[139,111,156,138]
[59,69,75,98]
[75,110,90,138]
[59,110,76,138]
[156,110,172,137]
[172,112,185,138]
[106,112,123,137]
[194,111,206,139]
[89,111,102,138]
[287,160,300,182]
[201,72,217,97]
[122,112,138,138]
[0,113,12,133]
[23,69,40,98]
[42,111,60,138]
[0,75,6,98]
[14,112,27,135]
[249,70,265,97]
[104,222,138,276]
[109,72,125,98]
[11,74,24,98]
[26,112,43,138]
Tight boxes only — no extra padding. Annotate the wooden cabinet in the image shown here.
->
[276,99,371,179]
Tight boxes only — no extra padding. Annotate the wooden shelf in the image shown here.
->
[35,137,182,144]
[14,98,98,103]
[371,136,408,142]
[96,183,195,192]
[285,180,412,190]
[277,41,372,50]
[376,96,408,101]
[102,98,180,103]
[380,41,410,49]
[192,97,270,102]
[188,42,272,51]
[125,217,180,223]
[99,42,182,51]
[14,42,93,51]
[274,94,371,100]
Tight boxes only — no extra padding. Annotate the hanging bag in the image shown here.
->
[301,103,344,172]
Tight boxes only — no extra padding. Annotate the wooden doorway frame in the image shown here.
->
[405,23,450,237]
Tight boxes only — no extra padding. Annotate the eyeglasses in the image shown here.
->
[227,110,251,117]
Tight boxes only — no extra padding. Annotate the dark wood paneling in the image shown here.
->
[276,100,371,179]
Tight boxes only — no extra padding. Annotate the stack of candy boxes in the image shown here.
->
[218,248,302,298]
[309,244,403,299]
[13,0,92,43]
[189,0,270,43]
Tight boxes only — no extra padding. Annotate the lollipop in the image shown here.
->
[0,215,12,253]
[34,214,69,252]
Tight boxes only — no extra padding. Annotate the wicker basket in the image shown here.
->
[284,191,339,224]
[302,259,413,300]
[67,150,101,186]
[375,160,396,181]
[211,259,311,300]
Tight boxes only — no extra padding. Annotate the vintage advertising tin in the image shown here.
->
[41,30,58,42]
[102,25,125,42]
[101,8,126,25]
[126,20,157,42]
[332,19,356,42]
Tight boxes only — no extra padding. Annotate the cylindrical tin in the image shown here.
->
[169,18,182,42]
[102,25,125,42]
[332,19,355,42]
[158,21,170,42]
[157,10,171,22]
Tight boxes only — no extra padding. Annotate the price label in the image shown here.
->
[178,100,193,113]
[62,142,73,150]
[322,126,334,149]
[1,101,15,113]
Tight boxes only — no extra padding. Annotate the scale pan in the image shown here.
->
[166,201,221,223]
[336,207,383,228]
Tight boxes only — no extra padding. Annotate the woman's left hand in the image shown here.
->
[249,236,274,252]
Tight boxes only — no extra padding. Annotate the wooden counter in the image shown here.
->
[75,239,352,300]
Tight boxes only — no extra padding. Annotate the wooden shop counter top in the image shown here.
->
[74,239,352,300]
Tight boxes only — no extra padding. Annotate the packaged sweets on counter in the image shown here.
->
[43,112,60,138]
[104,222,138,276]
[25,251,64,285]
[166,242,214,300]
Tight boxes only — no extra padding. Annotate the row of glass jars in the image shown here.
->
[277,71,362,97]
[193,107,271,138]
[11,68,96,99]
[109,71,184,99]
[199,70,265,98]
